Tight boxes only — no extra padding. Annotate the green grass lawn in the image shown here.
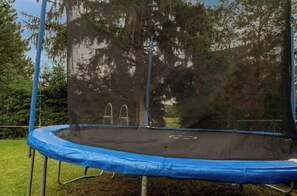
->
[0,139,100,196]
[164,117,180,128]
[0,138,295,196]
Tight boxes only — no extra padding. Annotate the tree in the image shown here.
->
[0,0,33,138]
[23,0,66,63]
[184,0,293,132]
[62,0,225,127]
[38,64,68,126]
[25,0,237,128]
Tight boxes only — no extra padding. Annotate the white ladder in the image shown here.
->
[118,104,129,126]
[103,103,113,125]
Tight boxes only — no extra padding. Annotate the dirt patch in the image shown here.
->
[64,174,295,196]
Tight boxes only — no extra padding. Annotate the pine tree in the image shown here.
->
[38,64,68,126]
[0,0,33,138]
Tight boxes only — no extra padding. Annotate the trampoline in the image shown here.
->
[27,0,297,195]
[28,125,297,184]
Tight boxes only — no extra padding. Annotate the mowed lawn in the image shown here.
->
[0,139,101,196]
[164,117,180,128]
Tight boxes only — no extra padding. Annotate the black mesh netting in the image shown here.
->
[60,0,297,160]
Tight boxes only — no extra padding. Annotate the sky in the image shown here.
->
[13,0,51,65]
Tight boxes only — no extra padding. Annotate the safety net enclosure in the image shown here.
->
[27,0,297,186]
[61,0,297,160]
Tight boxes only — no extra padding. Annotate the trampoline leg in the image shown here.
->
[111,172,115,179]
[265,182,294,195]
[239,184,243,192]
[141,176,148,196]
[40,156,48,196]
[84,167,89,176]
[99,170,115,179]
[57,161,62,185]
[57,161,103,185]
[26,148,35,196]
[99,170,104,176]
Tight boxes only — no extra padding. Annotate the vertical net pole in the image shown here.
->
[145,35,154,127]
[28,0,48,134]
[27,3,47,194]
[291,16,296,121]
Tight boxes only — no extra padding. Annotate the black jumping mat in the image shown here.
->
[56,127,297,160]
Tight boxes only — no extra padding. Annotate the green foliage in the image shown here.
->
[0,0,32,77]
[0,0,67,137]
[38,65,68,126]
[23,0,66,63]
[0,0,33,138]
[165,105,180,118]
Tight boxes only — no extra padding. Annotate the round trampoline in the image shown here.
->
[27,0,297,195]
[28,125,297,185]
